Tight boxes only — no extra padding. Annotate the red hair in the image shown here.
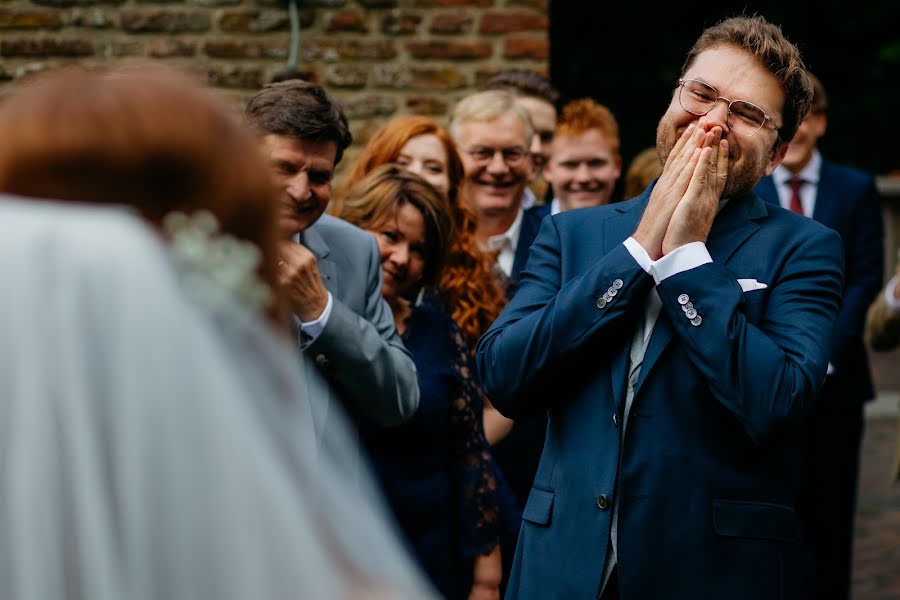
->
[0,65,285,325]
[337,115,505,349]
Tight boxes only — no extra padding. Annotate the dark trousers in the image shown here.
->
[798,381,865,600]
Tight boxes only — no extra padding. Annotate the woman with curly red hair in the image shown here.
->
[335,115,505,351]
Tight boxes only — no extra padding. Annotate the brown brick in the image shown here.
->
[475,65,546,86]
[414,0,490,6]
[187,0,240,6]
[325,9,367,32]
[358,0,397,7]
[429,12,471,34]
[0,9,62,29]
[373,65,468,90]
[340,94,398,119]
[268,66,318,84]
[68,8,115,28]
[406,95,447,115]
[304,0,346,6]
[381,10,421,35]
[479,11,547,34]
[120,10,210,33]
[148,37,195,57]
[100,38,144,56]
[206,64,263,89]
[31,0,124,6]
[218,9,289,33]
[407,39,490,60]
[324,64,368,88]
[302,38,396,62]
[507,0,548,10]
[204,39,286,59]
[1,37,93,57]
[503,36,547,60]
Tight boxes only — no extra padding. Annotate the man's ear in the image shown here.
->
[766,140,790,176]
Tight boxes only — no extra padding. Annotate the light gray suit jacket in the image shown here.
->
[298,215,419,429]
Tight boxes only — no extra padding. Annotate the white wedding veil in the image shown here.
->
[0,196,436,600]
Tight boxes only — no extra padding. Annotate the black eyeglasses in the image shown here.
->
[678,78,781,137]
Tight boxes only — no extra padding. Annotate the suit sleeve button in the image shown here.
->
[612,279,624,289]
[596,495,609,510]
[597,297,607,309]
[678,293,690,305]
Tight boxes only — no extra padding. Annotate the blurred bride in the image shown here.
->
[0,66,435,600]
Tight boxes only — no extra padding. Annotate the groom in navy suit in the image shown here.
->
[755,73,883,600]
[477,16,844,600]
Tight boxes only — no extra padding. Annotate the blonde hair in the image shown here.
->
[449,90,534,147]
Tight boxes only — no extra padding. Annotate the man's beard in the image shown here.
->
[655,115,775,199]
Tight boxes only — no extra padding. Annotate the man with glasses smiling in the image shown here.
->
[477,16,844,600]
[450,90,542,297]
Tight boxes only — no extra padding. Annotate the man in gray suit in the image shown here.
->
[245,80,419,426]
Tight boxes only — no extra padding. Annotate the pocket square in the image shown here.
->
[737,278,768,292]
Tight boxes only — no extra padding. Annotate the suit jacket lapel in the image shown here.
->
[300,224,339,299]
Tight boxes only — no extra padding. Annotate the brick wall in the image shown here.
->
[0,0,549,173]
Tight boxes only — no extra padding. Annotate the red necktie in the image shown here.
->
[788,177,805,215]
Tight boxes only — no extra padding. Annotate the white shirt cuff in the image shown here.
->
[623,237,653,274]
[885,276,900,311]
[650,242,712,284]
[294,292,333,342]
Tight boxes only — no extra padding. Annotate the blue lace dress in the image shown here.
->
[360,301,500,599]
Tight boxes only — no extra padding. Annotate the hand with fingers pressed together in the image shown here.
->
[633,120,729,260]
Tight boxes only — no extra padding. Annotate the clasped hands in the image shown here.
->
[633,120,729,260]
[278,240,329,322]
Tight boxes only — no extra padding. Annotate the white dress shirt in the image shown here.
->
[772,150,821,217]
[485,208,524,278]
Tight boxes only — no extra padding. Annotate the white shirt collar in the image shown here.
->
[773,149,821,186]
[485,208,524,277]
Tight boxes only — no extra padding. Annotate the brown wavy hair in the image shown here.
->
[336,115,505,349]
[0,64,285,325]
[339,164,454,290]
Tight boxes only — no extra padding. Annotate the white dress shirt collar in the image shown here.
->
[485,208,524,278]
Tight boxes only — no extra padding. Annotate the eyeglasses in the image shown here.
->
[464,145,529,166]
[678,78,781,137]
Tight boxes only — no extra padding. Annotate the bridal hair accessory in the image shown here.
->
[163,210,271,312]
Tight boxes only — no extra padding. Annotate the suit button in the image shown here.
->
[315,353,331,369]
[612,279,624,289]
[596,495,609,510]
[612,413,618,427]
[678,293,690,305]
[597,297,607,309]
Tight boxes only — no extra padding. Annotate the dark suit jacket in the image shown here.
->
[756,160,883,404]
[493,203,553,509]
[476,190,844,599]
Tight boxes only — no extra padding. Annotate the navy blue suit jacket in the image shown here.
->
[507,204,550,299]
[476,190,844,599]
[756,161,883,404]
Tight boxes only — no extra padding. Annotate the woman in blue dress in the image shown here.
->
[339,164,502,600]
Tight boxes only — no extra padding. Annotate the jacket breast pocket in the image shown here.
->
[522,487,554,527]
[713,499,801,543]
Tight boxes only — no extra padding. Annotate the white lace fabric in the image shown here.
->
[0,196,435,600]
